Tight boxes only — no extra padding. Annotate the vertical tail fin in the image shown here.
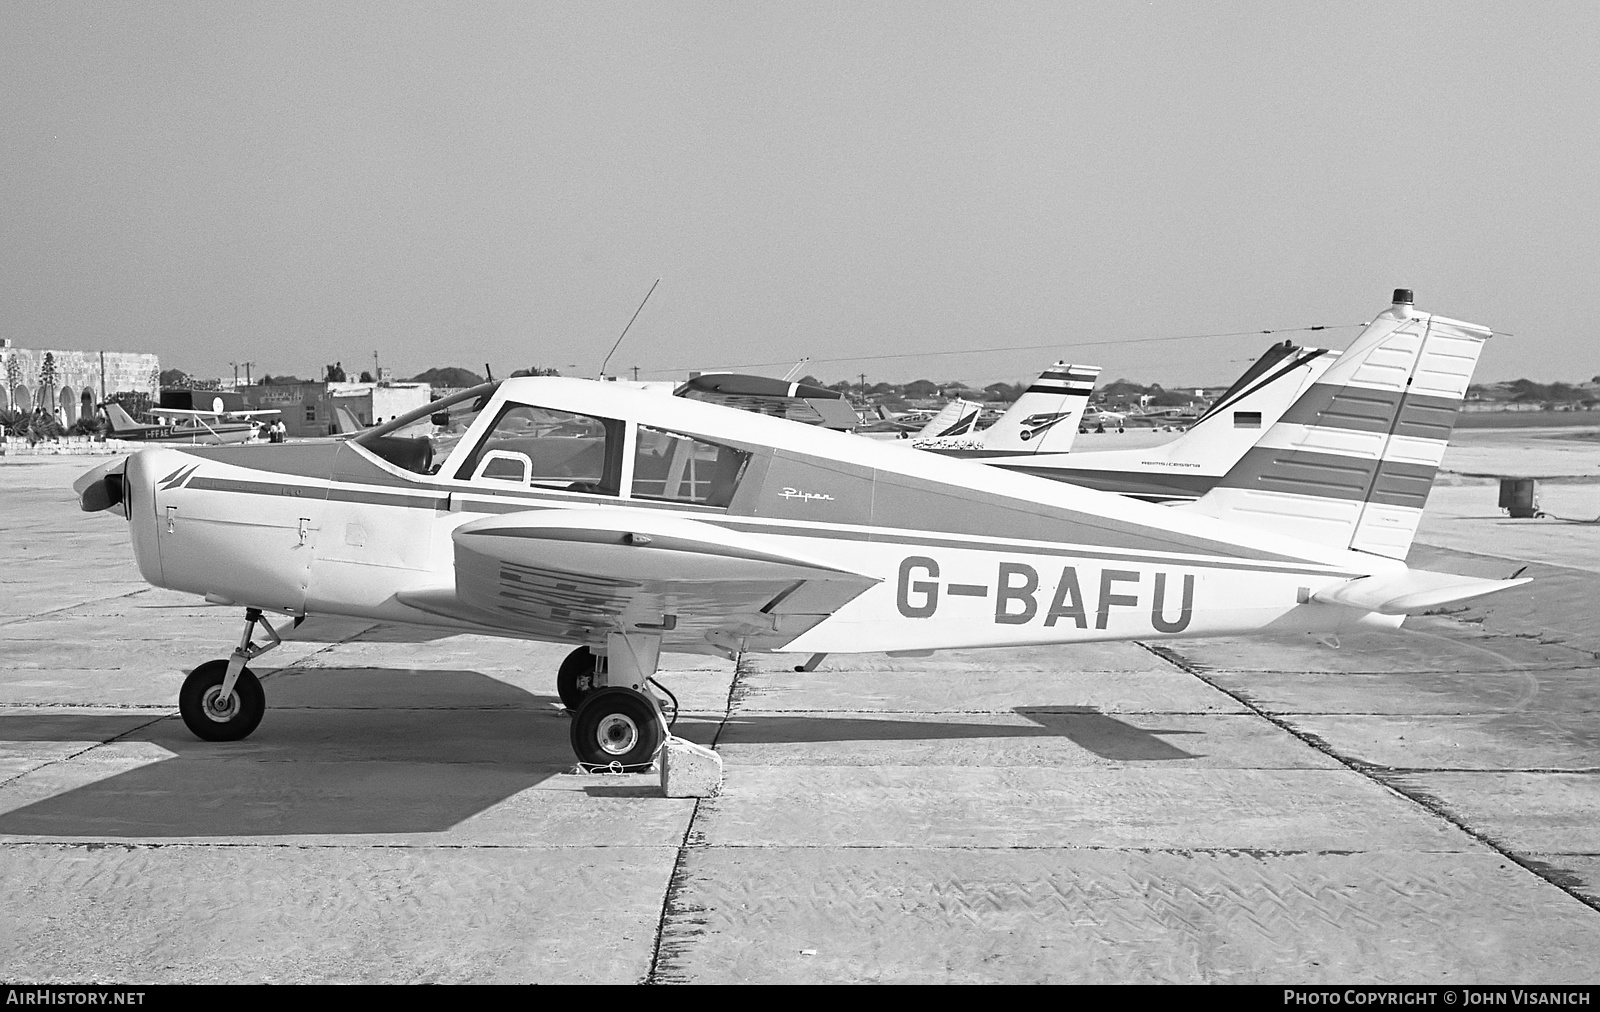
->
[102,402,140,435]
[333,405,365,434]
[915,398,984,438]
[1108,340,1338,474]
[1184,291,1492,559]
[978,361,1101,453]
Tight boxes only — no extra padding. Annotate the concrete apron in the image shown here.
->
[2,458,1598,983]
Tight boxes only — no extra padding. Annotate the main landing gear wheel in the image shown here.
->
[556,646,599,711]
[179,659,266,741]
[569,688,665,769]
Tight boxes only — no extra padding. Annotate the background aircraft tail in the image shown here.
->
[1116,340,1338,472]
[102,402,141,434]
[915,398,984,439]
[979,362,1101,453]
[332,405,365,435]
[1183,290,1492,560]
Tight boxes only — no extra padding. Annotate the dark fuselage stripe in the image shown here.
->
[1217,447,1436,507]
[179,471,1359,579]
[1277,383,1461,437]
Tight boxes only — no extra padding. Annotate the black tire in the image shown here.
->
[556,646,598,710]
[569,688,664,769]
[179,659,266,742]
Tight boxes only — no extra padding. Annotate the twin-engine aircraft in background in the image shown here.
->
[76,290,1525,770]
[102,402,280,445]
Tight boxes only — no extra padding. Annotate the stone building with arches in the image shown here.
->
[0,341,160,423]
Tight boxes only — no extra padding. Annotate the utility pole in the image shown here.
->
[859,372,868,408]
[240,361,255,385]
[631,365,640,382]
[373,350,380,382]
[229,363,239,387]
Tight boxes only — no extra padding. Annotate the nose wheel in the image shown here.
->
[180,659,266,741]
[178,607,281,742]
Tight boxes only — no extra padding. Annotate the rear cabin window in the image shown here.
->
[631,426,750,507]
[457,404,622,494]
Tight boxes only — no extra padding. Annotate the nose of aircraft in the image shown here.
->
[73,456,129,514]
[120,448,171,587]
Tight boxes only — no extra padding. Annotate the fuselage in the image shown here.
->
[114,377,1404,657]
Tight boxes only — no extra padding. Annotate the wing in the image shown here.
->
[396,508,880,652]
[673,373,861,431]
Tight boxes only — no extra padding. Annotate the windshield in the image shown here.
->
[352,381,500,474]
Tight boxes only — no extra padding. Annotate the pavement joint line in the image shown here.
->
[0,586,156,629]
[1138,639,1600,917]
[1374,767,1600,774]
[644,651,747,985]
[0,710,172,791]
[709,708,1245,715]
[0,840,1509,855]
[0,704,176,710]
[0,840,688,851]
[1197,667,1600,675]
[3,839,1549,859]
[0,623,373,791]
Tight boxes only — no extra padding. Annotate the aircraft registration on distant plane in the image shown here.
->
[75,290,1524,770]
[103,402,280,445]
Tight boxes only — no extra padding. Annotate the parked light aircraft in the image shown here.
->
[103,402,279,445]
[1082,407,1128,431]
[75,290,1524,769]
[854,405,933,437]
[914,362,1102,452]
[930,339,1338,503]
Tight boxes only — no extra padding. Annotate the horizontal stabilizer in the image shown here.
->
[1311,570,1531,615]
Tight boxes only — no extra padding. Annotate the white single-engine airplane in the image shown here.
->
[104,402,280,445]
[76,290,1525,769]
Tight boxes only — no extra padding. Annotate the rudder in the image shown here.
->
[978,361,1101,453]
[1184,290,1492,559]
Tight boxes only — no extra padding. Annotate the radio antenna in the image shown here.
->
[599,279,659,379]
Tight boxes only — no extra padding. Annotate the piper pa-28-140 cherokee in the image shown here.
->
[75,291,1525,768]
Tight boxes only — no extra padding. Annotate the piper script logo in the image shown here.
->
[780,487,835,503]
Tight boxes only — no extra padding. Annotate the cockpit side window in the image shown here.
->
[631,426,751,507]
[456,403,623,495]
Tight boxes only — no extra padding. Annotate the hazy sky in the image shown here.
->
[4,2,1598,387]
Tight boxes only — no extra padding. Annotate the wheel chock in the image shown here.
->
[660,736,722,798]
